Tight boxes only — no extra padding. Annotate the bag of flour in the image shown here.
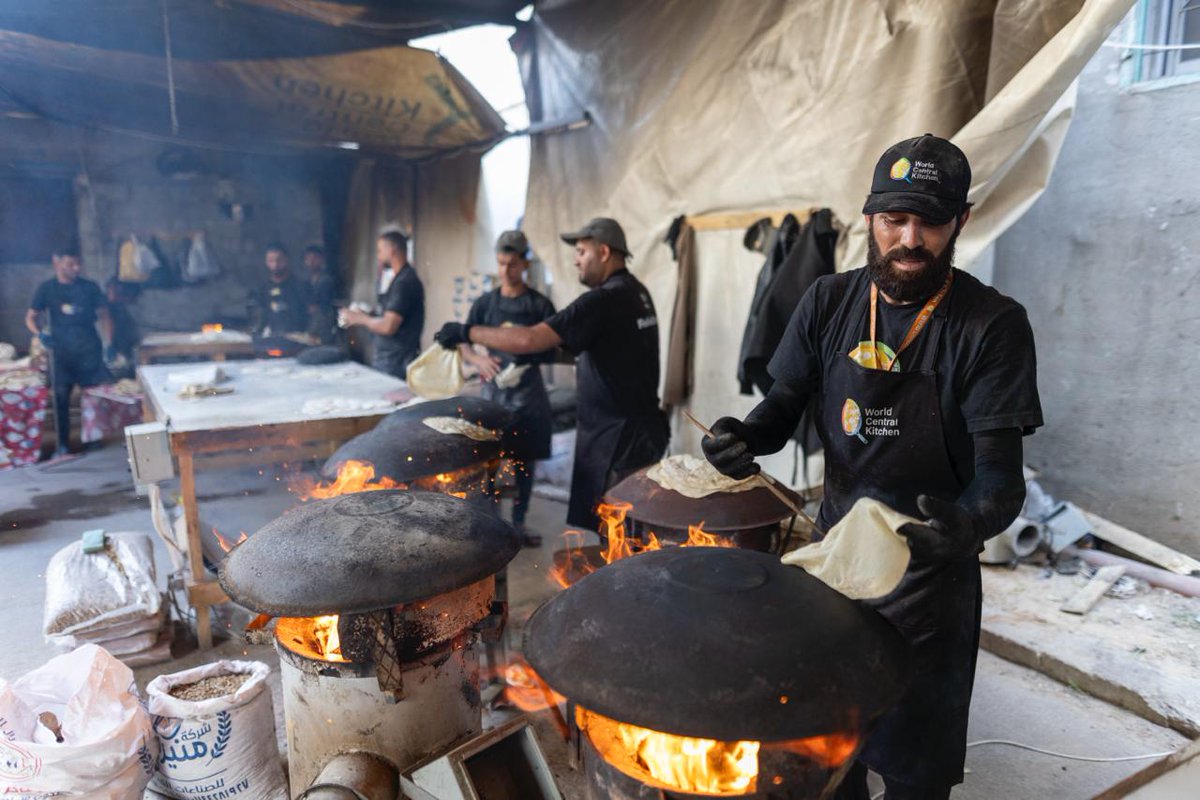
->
[145,660,287,800]
[406,343,464,399]
[0,644,158,799]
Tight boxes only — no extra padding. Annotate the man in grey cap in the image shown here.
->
[458,230,557,545]
[437,217,669,531]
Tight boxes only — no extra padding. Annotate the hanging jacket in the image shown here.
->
[737,208,838,454]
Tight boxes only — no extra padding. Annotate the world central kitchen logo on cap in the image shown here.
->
[889,157,912,183]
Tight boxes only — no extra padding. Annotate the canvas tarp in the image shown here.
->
[520,0,1133,474]
[0,29,504,158]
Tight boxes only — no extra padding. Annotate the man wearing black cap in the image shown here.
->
[458,230,557,544]
[437,218,669,531]
[703,135,1042,799]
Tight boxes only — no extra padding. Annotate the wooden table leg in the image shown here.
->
[178,450,213,649]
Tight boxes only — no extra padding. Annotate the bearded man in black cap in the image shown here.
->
[436,218,668,532]
[703,135,1043,799]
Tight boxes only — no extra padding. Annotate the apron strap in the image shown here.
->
[869,271,954,371]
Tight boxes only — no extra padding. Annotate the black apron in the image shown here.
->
[818,278,980,788]
[476,290,554,462]
[568,407,668,530]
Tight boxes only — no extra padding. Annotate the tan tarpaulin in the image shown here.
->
[521,0,1132,477]
[0,29,504,158]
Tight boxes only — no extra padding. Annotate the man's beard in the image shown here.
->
[867,223,959,303]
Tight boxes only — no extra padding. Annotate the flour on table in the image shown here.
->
[302,396,395,415]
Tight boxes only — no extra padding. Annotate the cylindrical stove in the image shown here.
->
[219,490,520,796]
[603,464,806,553]
[525,547,911,799]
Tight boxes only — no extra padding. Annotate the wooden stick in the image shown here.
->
[680,409,815,527]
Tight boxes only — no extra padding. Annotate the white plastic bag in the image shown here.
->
[43,533,161,643]
[146,660,287,800]
[132,235,162,279]
[182,233,220,283]
[406,343,463,399]
[0,644,158,799]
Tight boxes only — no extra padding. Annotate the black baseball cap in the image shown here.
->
[560,217,631,259]
[862,134,972,225]
[495,230,529,256]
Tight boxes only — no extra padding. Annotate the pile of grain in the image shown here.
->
[168,672,250,701]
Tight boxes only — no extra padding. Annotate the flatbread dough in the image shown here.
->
[493,362,530,390]
[422,416,501,441]
[646,454,758,498]
[781,497,915,600]
[406,344,464,399]
[301,396,394,415]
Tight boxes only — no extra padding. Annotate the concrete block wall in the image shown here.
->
[992,36,1200,557]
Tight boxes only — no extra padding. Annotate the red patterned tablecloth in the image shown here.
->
[0,385,49,468]
[81,384,144,443]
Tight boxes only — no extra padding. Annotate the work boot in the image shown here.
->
[515,521,541,548]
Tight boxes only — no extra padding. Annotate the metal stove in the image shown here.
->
[604,465,806,552]
[219,490,520,798]
[525,547,911,799]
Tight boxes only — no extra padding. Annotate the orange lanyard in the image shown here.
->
[868,271,954,371]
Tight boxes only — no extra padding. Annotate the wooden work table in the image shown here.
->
[136,330,258,364]
[137,358,409,648]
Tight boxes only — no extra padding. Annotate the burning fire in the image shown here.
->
[293,459,402,499]
[579,707,758,795]
[276,615,347,662]
[578,706,860,795]
[550,502,735,588]
[212,528,248,553]
[291,459,484,501]
[311,615,346,662]
[200,323,223,333]
[500,658,565,713]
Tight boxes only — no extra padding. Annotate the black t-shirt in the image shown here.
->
[376,263,424,365]
[253,275,309,335]
[466,287,557,372]
[768,267,1042,487]
[545,269,662,426]
[30,278,106,351]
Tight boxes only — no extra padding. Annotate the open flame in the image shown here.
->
[500,658,566,713]
[212,528,248,553]
[200,323,223,333]
[276,615,347,662]
[291,459,486,501]
[311,615,345,662]
[292,459,402,500]
[578,706,859,795]
[549,502,735,588]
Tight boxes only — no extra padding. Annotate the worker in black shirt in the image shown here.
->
[251,243,309,336]
[702,135,1043,800]
[459,230,557,545]
[104,277,140,378]
[343,230,424,378]
[437,218,669,531]
[303,243,339,345]
[25,245,114,457]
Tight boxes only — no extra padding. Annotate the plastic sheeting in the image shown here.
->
[519,0,1133,462]
[0,29,504,158]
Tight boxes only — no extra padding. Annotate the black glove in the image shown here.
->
[38,332,54,350]
[434,322,472,349]
[900,494,986,563]
[701,416,760,480]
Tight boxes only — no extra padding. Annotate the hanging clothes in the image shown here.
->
[662,215,695,407]
[737,209,838,456]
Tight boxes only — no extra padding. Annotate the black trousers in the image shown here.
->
[50,349,109,451]
[833,762,952,800]
[511,461,535,525]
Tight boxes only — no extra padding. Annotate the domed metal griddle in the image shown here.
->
[604,465,803,534]
[524,547,910,742]
[220,490,521,617]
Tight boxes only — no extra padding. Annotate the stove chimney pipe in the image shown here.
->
[299,752,398,800]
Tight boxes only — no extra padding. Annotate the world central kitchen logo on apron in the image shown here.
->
[842,398,900,443]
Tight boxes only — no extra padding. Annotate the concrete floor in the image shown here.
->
[0,443,1189,799]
